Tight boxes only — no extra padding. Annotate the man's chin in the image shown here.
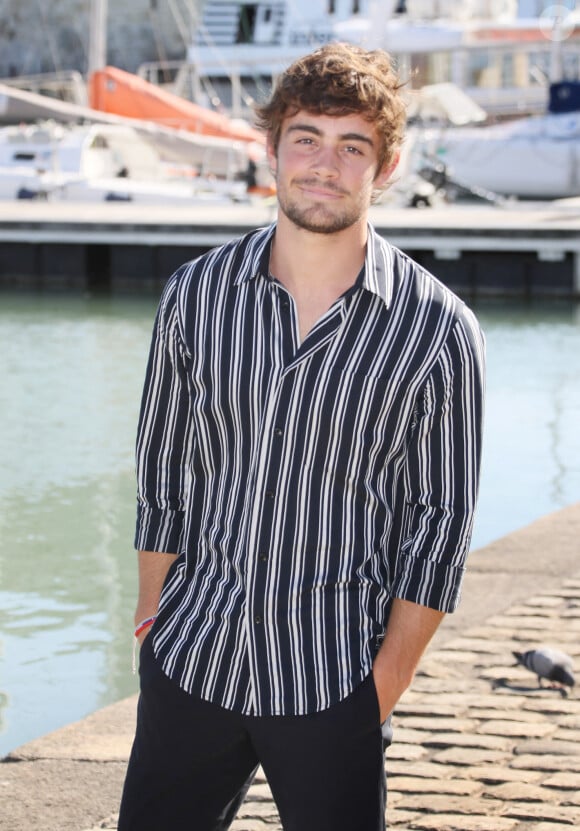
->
[283,206,356,235]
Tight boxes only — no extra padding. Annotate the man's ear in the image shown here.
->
[375,152,400,187]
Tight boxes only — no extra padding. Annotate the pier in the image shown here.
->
[0,199,579,297]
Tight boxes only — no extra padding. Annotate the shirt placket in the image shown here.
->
[242,282,348,714]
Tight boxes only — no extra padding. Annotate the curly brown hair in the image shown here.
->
[254,42,407,173]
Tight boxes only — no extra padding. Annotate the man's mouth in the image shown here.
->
[295,179,348,198]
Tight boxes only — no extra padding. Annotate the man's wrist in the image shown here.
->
[134,615,157,639]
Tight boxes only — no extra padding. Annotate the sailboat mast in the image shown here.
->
[88,0,109,76]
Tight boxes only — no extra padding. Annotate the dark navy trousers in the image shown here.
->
[118,635,389,831]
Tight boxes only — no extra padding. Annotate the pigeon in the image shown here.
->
[512,647,575,691]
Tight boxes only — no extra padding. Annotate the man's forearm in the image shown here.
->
[134,550,178,642]
[372,597,445,722]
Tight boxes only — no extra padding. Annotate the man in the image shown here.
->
[118,42,485,831]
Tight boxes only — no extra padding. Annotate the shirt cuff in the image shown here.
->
[391,555,466,613]
[134,503,184,554]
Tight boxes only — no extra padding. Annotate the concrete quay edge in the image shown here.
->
[1,501,580,831]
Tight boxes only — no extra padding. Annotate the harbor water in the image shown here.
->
[1,288,580,757]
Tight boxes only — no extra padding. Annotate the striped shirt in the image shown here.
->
[135,222,485,716]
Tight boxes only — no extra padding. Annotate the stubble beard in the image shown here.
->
[277,179,364,235]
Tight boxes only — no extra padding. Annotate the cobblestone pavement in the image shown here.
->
[83,577,580,831]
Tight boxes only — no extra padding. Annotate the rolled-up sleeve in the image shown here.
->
[392,306,485,612]
[134,272,195,554]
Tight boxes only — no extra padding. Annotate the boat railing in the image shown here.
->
[137,35,580,120]
[0,70,88,107]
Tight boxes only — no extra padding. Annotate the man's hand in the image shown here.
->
[136,624,155,647]
[372,598,445,723]
[134,550,179,643]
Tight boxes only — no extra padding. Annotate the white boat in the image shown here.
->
[139,0,580,119]
[3,1,578,205]
[0,120,254,204]
[414,81,580,200]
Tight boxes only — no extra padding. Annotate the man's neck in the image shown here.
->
[269,216,368,343]
[270,215,368,301]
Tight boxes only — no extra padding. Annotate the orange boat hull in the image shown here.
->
[89,66,265,146]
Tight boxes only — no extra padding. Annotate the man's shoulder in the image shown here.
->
[173,225,273,294]
[375,231,474,314]
[369,229,483,352]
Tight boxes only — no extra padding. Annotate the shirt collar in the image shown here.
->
[231,224,276,287]
[362,223,395,309]
[234,222,394,309]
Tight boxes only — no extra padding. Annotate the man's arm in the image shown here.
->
[134,550,178,644]
[133,273,194,640]
[372,597,444,722]
[372,308,485,721]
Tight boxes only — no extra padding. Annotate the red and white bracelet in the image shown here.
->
[134,616,157,639]
[132,616,157,674]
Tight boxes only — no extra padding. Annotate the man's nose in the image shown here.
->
[310,144,340,176]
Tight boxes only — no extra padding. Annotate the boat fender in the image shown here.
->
[17,187,48,200]
[105,192,133,202]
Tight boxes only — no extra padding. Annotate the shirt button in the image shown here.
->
[265,490,275,500]
[274,427,283,437]
[259,552,268,562]
[254,615,263,624]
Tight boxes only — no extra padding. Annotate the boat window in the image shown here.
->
[13,152,37,161]
[328,0,336,13]
[237,4,257,43]
[90,135,110,148]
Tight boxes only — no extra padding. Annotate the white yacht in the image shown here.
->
[0,120,252,203]
[139,0,580,118]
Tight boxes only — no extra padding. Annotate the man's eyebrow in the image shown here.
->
[286,123,375,147]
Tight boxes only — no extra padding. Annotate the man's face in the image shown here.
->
[268,110,393,235]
